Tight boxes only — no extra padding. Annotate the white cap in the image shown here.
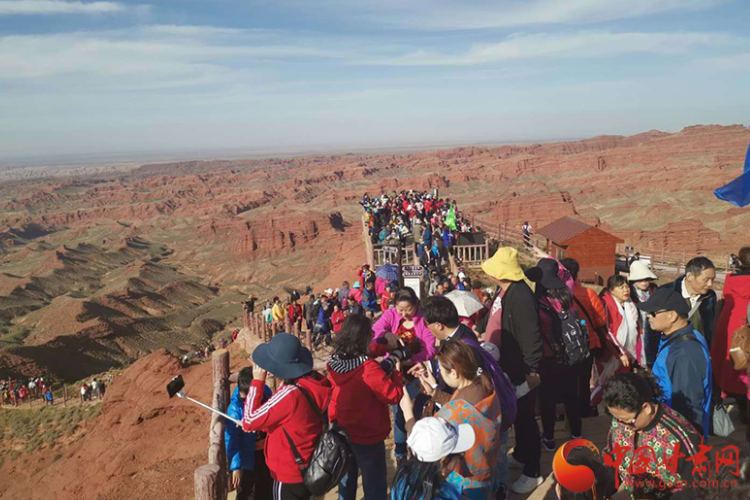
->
[628,260,657,282]
[407,417,475,463]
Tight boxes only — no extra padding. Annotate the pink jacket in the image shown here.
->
[372,307,437,363]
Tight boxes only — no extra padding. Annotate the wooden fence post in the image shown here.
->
[195,463,221,500]
[293,320,301,341]
[207,350,230,500]
[284,315,292,334]
[305,323,313,352]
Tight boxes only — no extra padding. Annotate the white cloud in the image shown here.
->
[0,1,126,15]
[142,25,248,38]
[0,27,347,83]
[371,31,743,65]
[308,0,724,30]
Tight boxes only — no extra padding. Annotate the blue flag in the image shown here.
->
[714,138,750,207]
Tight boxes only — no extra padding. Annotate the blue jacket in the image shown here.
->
[362,288,379,312]
[422,227,432,246]
[225,385,272,471]
[652,323,712,437]
[442,229,453,247]
[661,277,717,346]
[317,304,331,333]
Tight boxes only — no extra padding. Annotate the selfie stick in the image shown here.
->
[175,390,242,426]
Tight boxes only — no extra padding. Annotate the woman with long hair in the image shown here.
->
[528,258,585,452]
[327,315,404,500]
[402,340,501,500]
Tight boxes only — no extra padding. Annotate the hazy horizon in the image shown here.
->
[2,0,750,159]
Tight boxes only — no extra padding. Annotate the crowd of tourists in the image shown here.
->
[222,238,750,500]
[80,376,108,402]
[1,376,54,406]
[361,190,475,269]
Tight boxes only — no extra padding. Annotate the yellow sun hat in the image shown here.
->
[481,247,525,282]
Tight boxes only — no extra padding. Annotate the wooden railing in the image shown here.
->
[372,246,417,267]
[194,350,230,500]
[244,312,311,351]
[614,243,731,277]
[454,243,489,268]
[472,213,730,280]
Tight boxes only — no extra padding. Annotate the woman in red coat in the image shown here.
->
[327,315,404,500]
[712,247,750,406]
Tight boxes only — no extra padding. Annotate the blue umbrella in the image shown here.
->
[376,264,399,282]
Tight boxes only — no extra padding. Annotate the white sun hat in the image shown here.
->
[407,417,475,463]
[628,260,658,282]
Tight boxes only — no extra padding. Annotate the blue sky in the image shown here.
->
[1,0,749,161]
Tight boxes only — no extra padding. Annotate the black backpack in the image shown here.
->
[541,303,590,365]
[282,384,353,496]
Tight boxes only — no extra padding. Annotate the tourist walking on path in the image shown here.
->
[601,275,645,369]
[287,299,303,328]
[304,294,317,332]
[242,333,332,500]
[390,417,472,500]
[529,259,585,452]
[592,276,645,405]
[638,287,713,436]
[480,247,543,494]
[521,221,532,249]
[417,295,515,498]
[226,367,273,500]
[272,297,285,324]
[561,258,606,418]
[338,281,351,308]
[401,340,501,500]
[362,280,380,318]
[372,288,437,464]
[627,260,659,368]
[603,372,706,500]
[660,256,717,346]
[712,246,750,417]
[330,303,346,336]
[327,315,403,500]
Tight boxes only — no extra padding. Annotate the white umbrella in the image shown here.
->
[444,290,485,317]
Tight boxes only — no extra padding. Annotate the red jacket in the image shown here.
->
[573,285,606,350]
[288,304,302,322]
[327,359,403,445]
[242,372,332,483]
[331,310,346,333]
[380,290,391,311]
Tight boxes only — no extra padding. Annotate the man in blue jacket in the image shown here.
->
[637,287,713,436]
[225,367,272,500]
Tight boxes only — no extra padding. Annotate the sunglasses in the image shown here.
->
[616,405,644,426]
[647,309,668,318]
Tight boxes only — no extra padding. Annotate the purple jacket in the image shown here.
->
[372,307,437,363]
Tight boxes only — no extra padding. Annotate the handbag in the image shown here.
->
[282,384,353,496]
[712,403,735,437]
[730,324,750,371]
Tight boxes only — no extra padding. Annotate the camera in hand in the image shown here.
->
[373,338,422,375]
